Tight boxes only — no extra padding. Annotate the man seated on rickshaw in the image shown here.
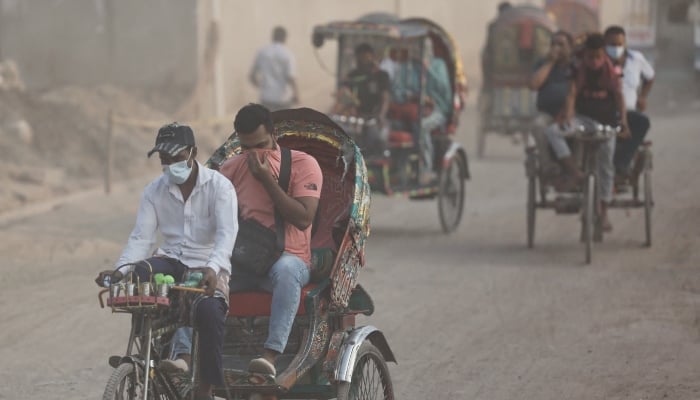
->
[603,25,655,185]
[543,33,630,231]
[530,30,575,176]
[388,40,451,184]
[333,43,391,154]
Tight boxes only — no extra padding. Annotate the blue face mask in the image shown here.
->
[163,148,193,184]
[606,45,625,60]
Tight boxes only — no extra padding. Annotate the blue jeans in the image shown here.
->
[171,253,310,359]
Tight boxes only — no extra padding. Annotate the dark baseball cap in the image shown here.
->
[147,123,195,158]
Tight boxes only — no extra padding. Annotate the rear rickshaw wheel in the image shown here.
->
[336,342,394,400]
[525,148,537,248]
[438,153,466,233]
[582,174,595,265]
[643,168,652,247]
[527,174,537,249]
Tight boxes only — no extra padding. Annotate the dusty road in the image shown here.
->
[1,104,699,400]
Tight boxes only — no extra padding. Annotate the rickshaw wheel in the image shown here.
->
[582,174,595,265]
[102,363,143,400]
[438,154,466,233]
[336,342,394,400]
[643,169,652,247]
[527,174,537,248]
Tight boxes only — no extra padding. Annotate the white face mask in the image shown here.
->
[163,148,193,185]
[606,45,625,60]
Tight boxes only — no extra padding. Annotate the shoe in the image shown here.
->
[159,358,189,373]
[248,357,276,376]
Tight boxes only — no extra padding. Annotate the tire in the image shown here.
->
[438,154,466,233]
[644,169,652,247]
[102,363,141,400]
[336,342,394,400]
[527,174,537,249]
[583,174,595,265]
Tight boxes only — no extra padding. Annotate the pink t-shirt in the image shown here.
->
[220,148,323,265]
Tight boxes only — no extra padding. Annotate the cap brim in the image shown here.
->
[147,143,188,158]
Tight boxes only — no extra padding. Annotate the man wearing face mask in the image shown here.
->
[94,123,238,400]
[604,25,655,180]
[544,33,629,232]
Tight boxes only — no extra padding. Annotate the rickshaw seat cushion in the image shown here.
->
[228,284,318,317]
[389,130,414,147]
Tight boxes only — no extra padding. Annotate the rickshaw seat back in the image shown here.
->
[228,284,318,317]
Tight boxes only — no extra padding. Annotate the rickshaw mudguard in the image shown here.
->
[335,325,396,383]
[442,141,470,180]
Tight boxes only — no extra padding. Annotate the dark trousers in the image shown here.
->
[614,110,650,174]
[134,257,227,386]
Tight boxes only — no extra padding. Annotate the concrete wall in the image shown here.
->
[0,0,198,91]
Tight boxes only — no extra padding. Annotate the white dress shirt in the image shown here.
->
[621,49,655,110]
[115,161,238,274]
[250,42,296,104]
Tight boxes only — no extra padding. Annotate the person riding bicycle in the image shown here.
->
[603,25,655,182]
[94,123,239,400]
[543,33,630,232]
[166,104,323,380]
[333,43,391,155]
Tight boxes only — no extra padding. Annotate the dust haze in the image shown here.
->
[1,1,700,400]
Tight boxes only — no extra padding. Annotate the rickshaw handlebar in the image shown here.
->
[559,122,620,141]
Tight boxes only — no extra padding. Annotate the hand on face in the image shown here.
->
[246,150,273,181]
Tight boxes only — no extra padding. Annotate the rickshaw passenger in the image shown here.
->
[544,33,629,231]
[530,30,575,175]
[419,40,452,183]
[603,25,655,178]
[337,43,391,151]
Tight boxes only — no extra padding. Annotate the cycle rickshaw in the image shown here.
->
[525,118,653,264]
[98,108,396,399]
[477,5,557,158]
[312,13,470,233]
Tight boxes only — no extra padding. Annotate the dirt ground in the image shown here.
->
[0,98,699,400]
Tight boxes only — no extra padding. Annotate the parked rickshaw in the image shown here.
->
[99,108,395,399]
[312,13,470,233]
[477,5,557,158]
[525,118,653,264]
[545,0,600,37]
